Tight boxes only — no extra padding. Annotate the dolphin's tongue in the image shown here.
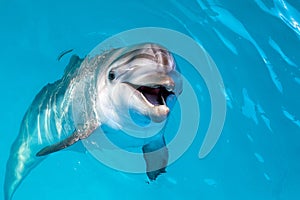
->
[137,86,163,105]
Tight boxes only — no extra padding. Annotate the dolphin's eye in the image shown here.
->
[108,71,115,81]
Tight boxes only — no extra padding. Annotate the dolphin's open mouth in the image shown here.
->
[136,86,174,106]
[123,81,176,122]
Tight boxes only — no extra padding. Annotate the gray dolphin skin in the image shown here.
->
[4,43,183,200]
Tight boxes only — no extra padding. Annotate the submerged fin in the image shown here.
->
[142,136,168,181]
[36,123,98,157]
[36,130,81,156]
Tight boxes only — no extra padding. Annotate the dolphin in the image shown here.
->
[4,43,183,200]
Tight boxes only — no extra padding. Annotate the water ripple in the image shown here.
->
[282,107,300,128]
[268,37,298,68]
[255,0,300,37]
[202,2,283,93]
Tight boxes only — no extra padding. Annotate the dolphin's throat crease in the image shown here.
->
[4,43,183,200]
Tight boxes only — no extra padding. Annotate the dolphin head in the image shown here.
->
[96,43,182,131]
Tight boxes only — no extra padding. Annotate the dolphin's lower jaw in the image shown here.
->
[149,105,170,123]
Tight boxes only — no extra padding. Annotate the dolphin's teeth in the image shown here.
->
[161,95,166,105]
[163,84,174,92]
[166,86,173,92]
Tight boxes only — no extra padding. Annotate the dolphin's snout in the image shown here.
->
[151,45,175,73]
[156,50,172,66]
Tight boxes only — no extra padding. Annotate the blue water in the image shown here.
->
[1,0,299,199]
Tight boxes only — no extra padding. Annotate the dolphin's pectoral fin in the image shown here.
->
[36,131,81,156]
[142,136,168,181]
[36,127,95,157]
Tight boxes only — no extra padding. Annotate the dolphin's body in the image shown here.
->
[4,43,182,200]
